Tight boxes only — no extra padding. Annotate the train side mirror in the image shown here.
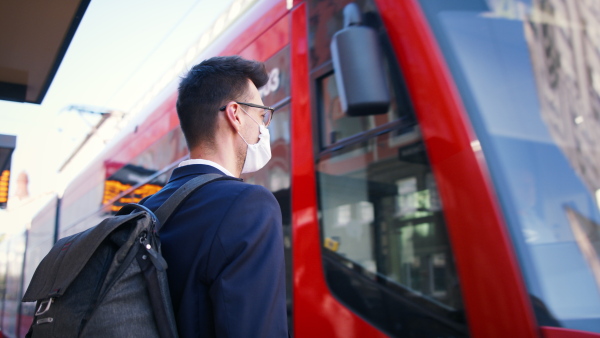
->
[330,3,391,116]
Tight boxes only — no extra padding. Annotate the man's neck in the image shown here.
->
[189,147,240,177]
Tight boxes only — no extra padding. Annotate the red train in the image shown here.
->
[2,0,600,336]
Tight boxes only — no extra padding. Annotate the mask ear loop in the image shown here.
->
[237,131,250,145]
[237,106,262,145]
[239,106,264,127]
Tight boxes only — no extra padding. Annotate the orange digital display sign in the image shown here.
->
[0,134,16,209]
[102,180,162,212]
[0,170,9,208]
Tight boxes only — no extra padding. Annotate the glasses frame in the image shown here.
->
[219,101,275,126]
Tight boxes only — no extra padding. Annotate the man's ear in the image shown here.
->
[223,102,242,132]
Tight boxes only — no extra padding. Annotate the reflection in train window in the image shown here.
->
[318,129,460,306]
[311,0,413,148]
[317,66,409,147]
[317,128,467,336]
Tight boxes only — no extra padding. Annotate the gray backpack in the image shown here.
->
[22,173,234,337]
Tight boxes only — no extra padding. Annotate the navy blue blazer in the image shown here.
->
[143,164,288,337]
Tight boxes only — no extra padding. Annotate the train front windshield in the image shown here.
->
[418,0,600,332]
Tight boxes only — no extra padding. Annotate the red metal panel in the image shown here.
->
[239,15,290,63]
[221,0,289,58]
[541,327,600,338]
[373,0,538,336]
[290,4,386,338]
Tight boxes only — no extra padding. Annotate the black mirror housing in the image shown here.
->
[330,3,391,116]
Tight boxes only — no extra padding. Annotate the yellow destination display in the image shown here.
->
[102,180,162,212]
[0,170,10,205]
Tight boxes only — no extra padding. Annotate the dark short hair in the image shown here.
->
[176,56,268,149]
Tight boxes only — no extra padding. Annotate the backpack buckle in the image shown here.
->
[35,298,54,316]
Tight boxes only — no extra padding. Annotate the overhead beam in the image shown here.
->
[0,0,91,104]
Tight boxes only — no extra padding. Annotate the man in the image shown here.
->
[143,56,288,337]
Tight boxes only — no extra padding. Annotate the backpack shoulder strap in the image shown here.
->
[154,173,241,231]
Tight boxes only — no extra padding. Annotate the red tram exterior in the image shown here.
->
[2,0,600,337]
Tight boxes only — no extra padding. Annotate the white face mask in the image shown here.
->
[238,107,271,174]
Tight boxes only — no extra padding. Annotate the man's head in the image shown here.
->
[176,56,269,150]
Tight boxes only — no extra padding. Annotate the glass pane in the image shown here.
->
[317,65,407,147]
[259,45,291,107]
[320,73,374,144]
[318,129,461,310]
[310,0,413,148]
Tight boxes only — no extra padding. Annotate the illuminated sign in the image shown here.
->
[102,180,163,212]
[0,170,9,208]
[0,134,16,209]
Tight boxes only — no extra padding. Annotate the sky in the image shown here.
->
[0,0,235,202]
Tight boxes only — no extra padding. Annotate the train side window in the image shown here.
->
[310,0,413,148]
[317,62,408,146]
[310,0,468,336]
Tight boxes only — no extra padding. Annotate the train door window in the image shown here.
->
[309,0,467,336]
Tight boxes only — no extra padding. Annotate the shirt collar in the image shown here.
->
[178,159,235,177]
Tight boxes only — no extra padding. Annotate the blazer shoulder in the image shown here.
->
[211,182,283,264]
[235,182,278,207]
[210,179,275,200]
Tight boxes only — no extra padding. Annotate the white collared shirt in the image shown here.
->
[178,159,235,177]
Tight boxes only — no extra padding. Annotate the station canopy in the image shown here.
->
[0,0,91,104]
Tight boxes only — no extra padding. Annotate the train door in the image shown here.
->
[291,0,468,336]
[291,0,538,336]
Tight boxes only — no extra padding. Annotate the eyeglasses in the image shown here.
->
[219,101,275,127]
